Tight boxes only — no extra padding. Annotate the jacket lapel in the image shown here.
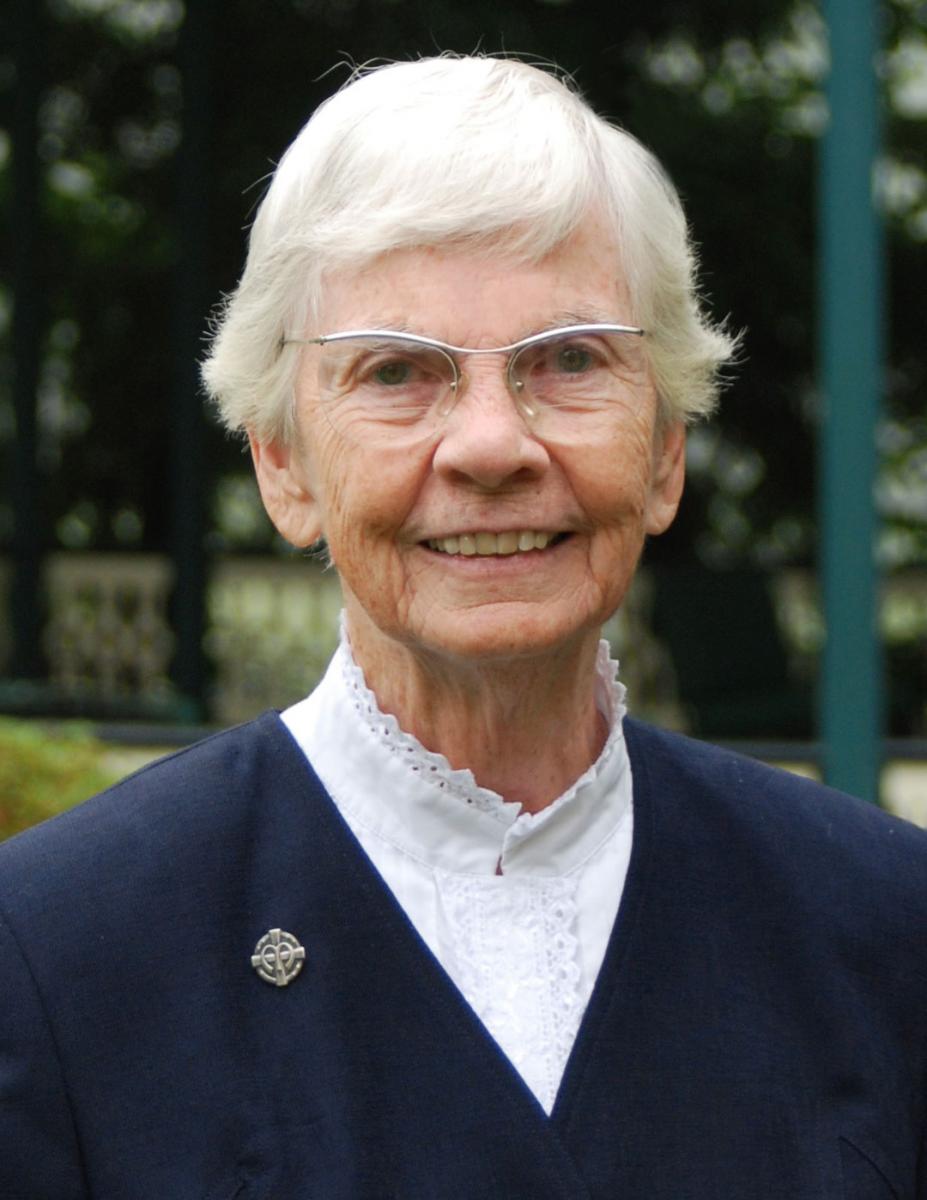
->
[550,720,831,1199]
[242,713,594,1198]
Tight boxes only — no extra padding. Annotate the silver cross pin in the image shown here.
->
[251,928,306,987]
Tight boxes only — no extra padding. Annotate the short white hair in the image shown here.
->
[202,55,737,443]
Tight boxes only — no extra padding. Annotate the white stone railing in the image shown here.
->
[43,552,177,711]
[0,553,343,724]
[206,555,342,724]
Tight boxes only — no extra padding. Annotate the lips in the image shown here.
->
[425,530,564,556]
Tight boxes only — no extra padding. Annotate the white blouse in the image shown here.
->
[282,633,634,1114]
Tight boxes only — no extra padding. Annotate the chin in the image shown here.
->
[402,604,603,666]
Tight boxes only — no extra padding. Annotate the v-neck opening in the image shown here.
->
[265,711,597,1197]
[272,708,653,1136]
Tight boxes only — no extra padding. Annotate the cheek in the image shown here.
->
[575,422,658,526]
[320,467,351,539]
[312,441,426,561]
[290,421,352,551]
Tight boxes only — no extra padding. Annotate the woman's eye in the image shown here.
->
[556,345,594,374]
[372,359,413,386]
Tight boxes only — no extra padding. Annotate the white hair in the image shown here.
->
[202,55,737,443]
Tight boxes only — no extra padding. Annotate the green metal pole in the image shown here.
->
[817,0,884,801]
[10,0,46,682]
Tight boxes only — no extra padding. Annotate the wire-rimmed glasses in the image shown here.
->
[281,322,647,445]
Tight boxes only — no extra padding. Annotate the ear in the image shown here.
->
[249,432,323,548]
[644,420,686,536]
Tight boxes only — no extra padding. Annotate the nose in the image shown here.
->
[431,360,550,488]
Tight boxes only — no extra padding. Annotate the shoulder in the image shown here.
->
[623,717,927,916]
[624,714,925,835]
[0,713,317,921]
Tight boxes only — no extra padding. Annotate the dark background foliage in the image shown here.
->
[2,0,925,735]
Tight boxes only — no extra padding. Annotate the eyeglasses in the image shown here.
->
[281,322,647,445]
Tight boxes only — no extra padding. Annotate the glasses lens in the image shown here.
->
[318,335,456,441]
[509,329,646,438]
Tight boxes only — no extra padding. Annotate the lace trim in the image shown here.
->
[338,642,512,819]
[439,872,584,1114]
[337,621,627,821]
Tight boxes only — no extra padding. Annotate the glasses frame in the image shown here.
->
[280,322,647,431]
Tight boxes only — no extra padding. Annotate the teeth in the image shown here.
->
[428,530,558,556]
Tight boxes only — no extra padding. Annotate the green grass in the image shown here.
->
[0,719,120,841]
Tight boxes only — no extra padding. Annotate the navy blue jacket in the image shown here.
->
[1,714,926,1198]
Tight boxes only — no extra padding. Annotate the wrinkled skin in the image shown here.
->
[251,218,685,809]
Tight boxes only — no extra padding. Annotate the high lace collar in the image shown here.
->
[282,622,633,877]
[338,624,627,823]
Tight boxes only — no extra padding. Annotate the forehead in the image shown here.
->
[314,218,632,342]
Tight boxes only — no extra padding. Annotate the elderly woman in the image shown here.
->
[2,55,926,1200]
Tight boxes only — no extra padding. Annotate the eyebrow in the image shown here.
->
[544,307,621,332]
[340,307,625,342]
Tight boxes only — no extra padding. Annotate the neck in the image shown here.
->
[344,610,609,814]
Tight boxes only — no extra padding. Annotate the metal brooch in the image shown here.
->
[251,928,306,987]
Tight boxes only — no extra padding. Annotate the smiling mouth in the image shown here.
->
[425,531,570,556]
